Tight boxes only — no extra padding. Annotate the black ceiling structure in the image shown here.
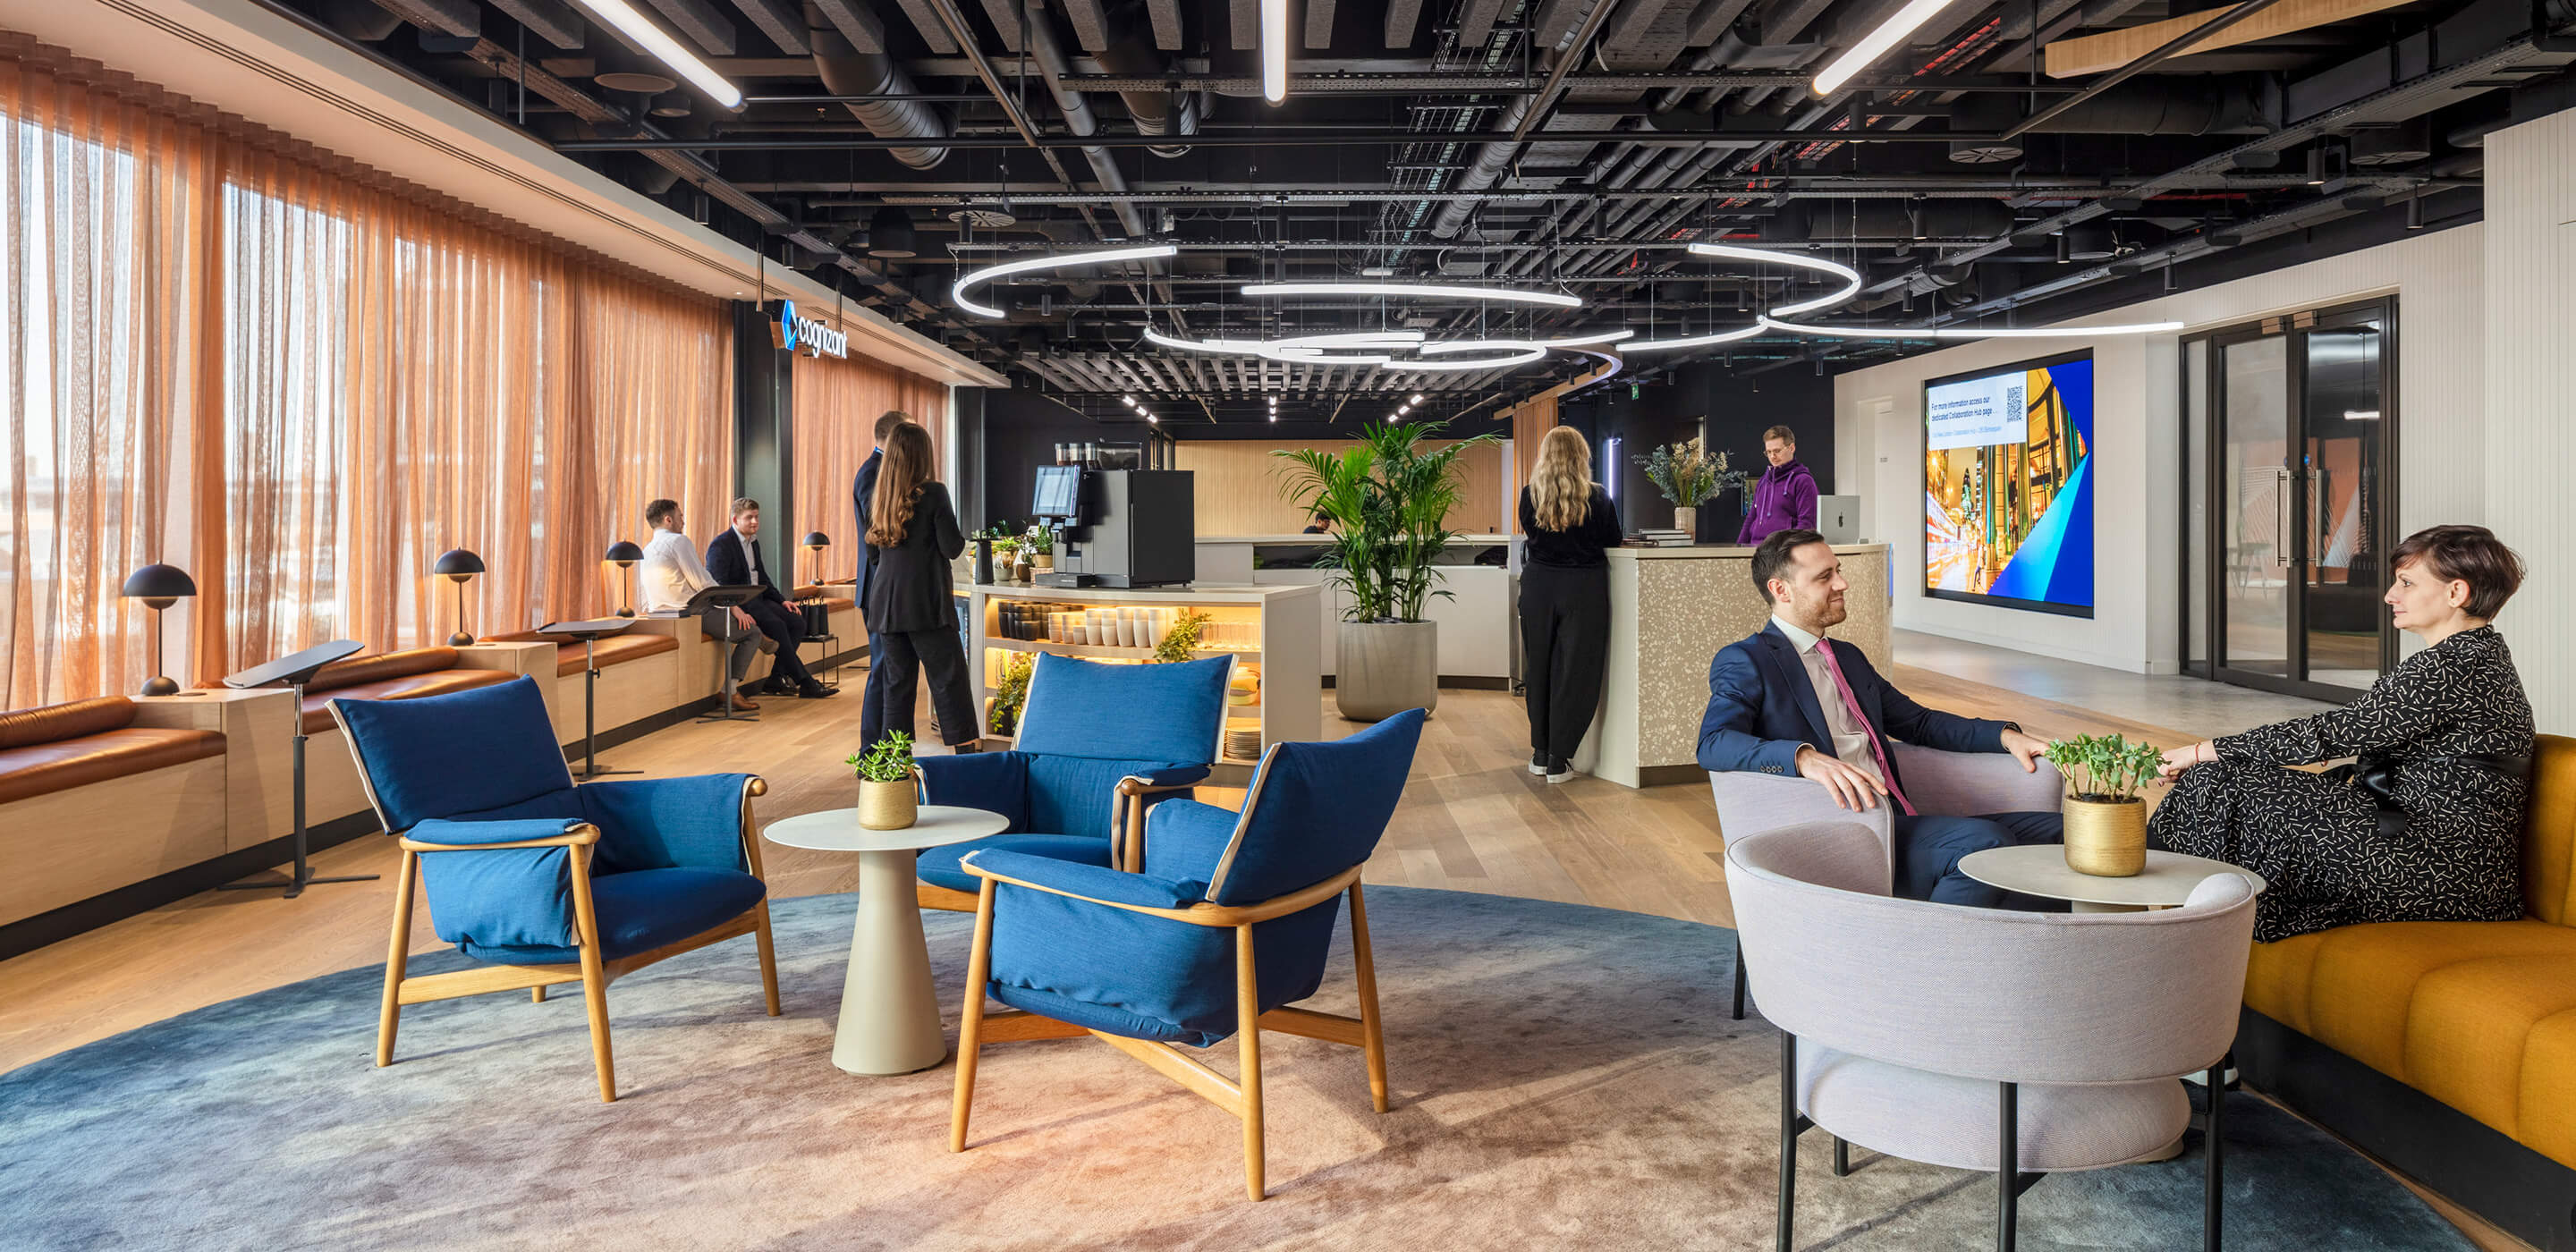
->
[274,0,2575,426]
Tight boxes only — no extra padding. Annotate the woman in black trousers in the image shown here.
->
[1518,425,1623,783]
[862,422,979,751]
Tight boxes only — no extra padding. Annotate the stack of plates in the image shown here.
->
[1224,728,1264,761]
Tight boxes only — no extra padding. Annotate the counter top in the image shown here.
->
[1607,542,1888,560]
[972,582,1320,605]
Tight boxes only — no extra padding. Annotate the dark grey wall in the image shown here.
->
[732,300,794,581]
[970,389,1167,532]
[1558,362,1835,540]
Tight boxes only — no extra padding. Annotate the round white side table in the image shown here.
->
[763,805,1010,1076]
[1959,844,2268,913]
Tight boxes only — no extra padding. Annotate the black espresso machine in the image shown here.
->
[1030,467,1195,588]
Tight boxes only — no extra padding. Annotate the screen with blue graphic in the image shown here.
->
[1922,351,2094,618]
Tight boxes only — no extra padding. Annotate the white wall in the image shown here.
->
[2482,109,2576,733]
[1835,224,2487,674]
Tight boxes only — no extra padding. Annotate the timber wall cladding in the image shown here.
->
[1174,440,1509,536]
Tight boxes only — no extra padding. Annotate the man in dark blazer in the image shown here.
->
[706,496,832,699]
[852,410,911,730]
[1698,529,2059,905]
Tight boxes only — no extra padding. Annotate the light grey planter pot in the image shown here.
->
[1338,620,1438,722]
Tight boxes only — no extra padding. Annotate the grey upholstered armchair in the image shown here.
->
[1708,743,2065,1019]
[1724,823,2256,1252]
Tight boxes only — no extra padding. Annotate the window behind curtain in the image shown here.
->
[792,349,948,586]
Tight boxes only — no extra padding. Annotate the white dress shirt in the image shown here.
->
[1770,614,1884,784]
[640,528,716,614]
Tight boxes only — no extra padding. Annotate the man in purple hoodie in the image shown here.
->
[1737,425,1819,546]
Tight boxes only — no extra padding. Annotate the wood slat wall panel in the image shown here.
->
[1174,438,1507,535]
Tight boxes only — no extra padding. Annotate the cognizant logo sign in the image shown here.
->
[775,300,849,359]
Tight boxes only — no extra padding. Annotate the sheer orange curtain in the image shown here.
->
[0,37,732,700]
[792,343,945,584]
[0,52,215,707]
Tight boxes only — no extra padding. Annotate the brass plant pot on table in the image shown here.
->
[859,773,920,831]
[2063,794,2147,876]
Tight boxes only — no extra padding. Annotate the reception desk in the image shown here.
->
[1577,543,1893,789]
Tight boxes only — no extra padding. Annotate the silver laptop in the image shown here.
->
[1817,495,1860,544]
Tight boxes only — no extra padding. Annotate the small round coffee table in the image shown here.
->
[763,805,1010,1075]
[1959,844,2268,913]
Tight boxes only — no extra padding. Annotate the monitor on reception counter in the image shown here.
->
[1921,350,2094,618]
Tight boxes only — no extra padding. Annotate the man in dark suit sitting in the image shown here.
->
[706,496,834,700]
[1697,529,2060,906]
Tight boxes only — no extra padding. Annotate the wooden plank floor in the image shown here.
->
[0,664,2522,1250]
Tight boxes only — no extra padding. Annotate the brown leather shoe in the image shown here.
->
[727,692,760,713]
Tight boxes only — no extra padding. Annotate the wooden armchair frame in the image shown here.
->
[912,773,1202,913]
[375,777,782,1103]
[949,859,1390,1201]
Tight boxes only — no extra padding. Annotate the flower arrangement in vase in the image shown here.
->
[1633,436,1744,537]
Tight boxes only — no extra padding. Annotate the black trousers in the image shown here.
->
[741,596,814,688]
[869,625,977,749]
[1519,562,1611,760]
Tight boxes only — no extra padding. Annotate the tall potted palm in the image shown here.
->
[1273,419,1499,721]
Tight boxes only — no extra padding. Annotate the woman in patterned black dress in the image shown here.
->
[2149,526,2535,942]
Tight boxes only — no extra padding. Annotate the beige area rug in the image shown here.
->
[0,887,2470,1250]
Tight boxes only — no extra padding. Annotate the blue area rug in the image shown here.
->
[0,886,2470,1250]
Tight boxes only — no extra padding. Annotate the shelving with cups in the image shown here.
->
[964,581,1323,780]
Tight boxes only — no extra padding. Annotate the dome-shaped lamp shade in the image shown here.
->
[604,540,645,566]
[803,532,830,549]
[121,563,197,603]
[866,206,917,258]
[432,549,485,580]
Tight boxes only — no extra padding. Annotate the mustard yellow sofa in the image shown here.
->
[2236,732,2576,1250]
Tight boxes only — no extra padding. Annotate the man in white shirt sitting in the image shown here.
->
[640,497,769,714]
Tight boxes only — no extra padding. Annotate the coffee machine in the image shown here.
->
[1032,467,1195,588]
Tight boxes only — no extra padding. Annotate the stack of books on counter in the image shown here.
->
[1625,529,1696,547]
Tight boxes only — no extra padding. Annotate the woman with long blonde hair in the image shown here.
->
[1517,425,1623,782]
[860,422,977,751]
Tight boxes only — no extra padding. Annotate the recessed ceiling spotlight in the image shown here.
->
[953,244,1179,318]
[1409,393,1426,403]
[1360,265,1396,277]
[1241,282,1583,309]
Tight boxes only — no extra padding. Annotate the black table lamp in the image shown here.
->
[801,531,828,589]
[605,540,644,617]
[120,563,197,697]
[433,549,484,646]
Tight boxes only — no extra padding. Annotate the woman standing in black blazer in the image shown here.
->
[862,422,978,751]
[1518,426,1623,783]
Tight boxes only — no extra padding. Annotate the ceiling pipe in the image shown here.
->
[808,24,950,169]
[1095,12,1196,156]
[1020,6,1153,237]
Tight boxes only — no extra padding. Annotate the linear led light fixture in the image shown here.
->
[1261,0,1290,104]
[1241,282,1583,309]
[566,0,744,108]
[954,244,1178,318]
[1627,324,1767,352]
[1812,0,1962,97]
[1757,315,2186,340]
[1687,243,1862,317]
[1409,344,1548,370]
[1145,327,1396,366]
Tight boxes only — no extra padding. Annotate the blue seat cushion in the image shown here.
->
[453,867,766,966]
[917,833,1112,894]
[987,895,1342,1047]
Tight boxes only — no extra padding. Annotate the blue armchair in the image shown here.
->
[914,652,1233,911]
[330,676,780,1103]
[948,707,1427,1201]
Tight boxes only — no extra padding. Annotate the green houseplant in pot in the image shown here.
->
[1021,524,1055,571]
[1273,419,1498,721]
[847,732,919,831]
[2041,732,2167,876]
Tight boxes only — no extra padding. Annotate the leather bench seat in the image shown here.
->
[488,630,679,677]
[0,696,225,806]
[2242,732,2576,1170]
[207,646,514,733]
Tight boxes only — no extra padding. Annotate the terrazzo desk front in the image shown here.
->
[1575,543,1892,789]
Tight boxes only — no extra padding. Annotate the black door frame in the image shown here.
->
[2180,297,2398,703]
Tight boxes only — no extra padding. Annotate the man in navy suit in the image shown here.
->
[706,497,833,699]
[1698,529,2061,906]
[852,410,911,745]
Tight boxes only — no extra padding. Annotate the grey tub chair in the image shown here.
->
[1710,744,2066,1019]
[1724,822,2256,1252]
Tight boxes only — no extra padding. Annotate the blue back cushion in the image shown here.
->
[1206,708,1424,905]
[1026,754,1177,842]
[1016,653,1230,765]
[335,676,574,833]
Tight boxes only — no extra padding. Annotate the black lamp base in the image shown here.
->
[139,675,182,697]
[448,631,476,647]
[615,608,635,618]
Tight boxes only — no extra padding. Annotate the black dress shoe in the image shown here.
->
[799,681,837,699]
[763,677,798,697]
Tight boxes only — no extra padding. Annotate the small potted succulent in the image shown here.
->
[847,732,920,831]
[1021,524,1055,571]
[2041,732,2167,876]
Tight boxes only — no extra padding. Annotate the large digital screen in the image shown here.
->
[1922,351,2094,617]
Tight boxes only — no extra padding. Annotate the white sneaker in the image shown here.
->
[1545,756,1576,784]
[1528,751,1549,776]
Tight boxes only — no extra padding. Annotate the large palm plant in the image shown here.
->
[1272,420,1501,622]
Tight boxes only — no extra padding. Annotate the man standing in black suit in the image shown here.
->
[852,410,911,740]
[706,497,834,699]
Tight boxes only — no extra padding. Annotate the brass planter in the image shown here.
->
[858,773,919,831]
[2063,794,2148,876]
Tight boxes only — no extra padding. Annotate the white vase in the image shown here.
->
[1337,620,1438,722]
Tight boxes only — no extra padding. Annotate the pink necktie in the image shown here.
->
[1815,640,1917,816]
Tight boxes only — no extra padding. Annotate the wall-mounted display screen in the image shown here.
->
[1922,351,2094,618]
